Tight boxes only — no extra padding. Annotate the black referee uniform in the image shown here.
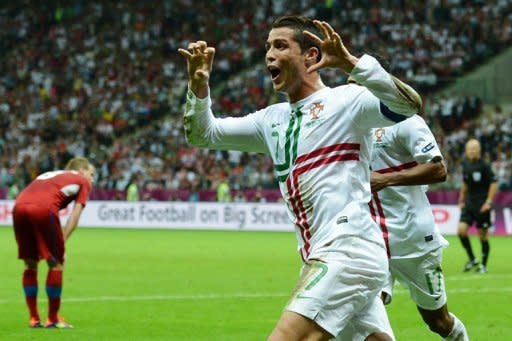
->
[460,158,497,229]
[458,157,497,272]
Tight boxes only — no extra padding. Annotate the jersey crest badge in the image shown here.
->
[305,102,324,128]
[373,128,388,148]
[308,102,324,119]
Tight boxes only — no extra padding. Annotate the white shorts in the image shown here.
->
[285,236,392,338]
[335,295,395,341]
[382,248,447,310]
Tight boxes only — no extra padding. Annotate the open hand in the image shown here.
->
[178,41,215,96]
[303,20,358,74]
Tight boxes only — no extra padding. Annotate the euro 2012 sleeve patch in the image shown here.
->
[421,142,434,153]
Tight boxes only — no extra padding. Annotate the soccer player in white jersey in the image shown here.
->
[179,16,422,340]
[363,115,469,340]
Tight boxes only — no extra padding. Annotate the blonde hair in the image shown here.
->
[65,157,92,171]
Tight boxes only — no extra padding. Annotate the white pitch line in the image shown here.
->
[1,287,512,304]
[0,292,289,304]
[64,292,289,302]
[445,274,512,281]
[394,287,512,295]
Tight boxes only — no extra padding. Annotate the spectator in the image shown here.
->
[216,175,231,203]
[125,173,141,202]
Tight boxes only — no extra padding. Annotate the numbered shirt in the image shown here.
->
[16,170,92,214]
[369,115,449,259]
[185,55,418,261]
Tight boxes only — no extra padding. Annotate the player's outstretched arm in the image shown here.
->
[63,203,84,241]
[178,41,266,154]
[178,41,215,99]
[371,158,446,192]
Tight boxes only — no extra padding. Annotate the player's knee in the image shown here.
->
[478,230,489,240]
[457,225,468,236]
[365,331,394,341]
[424,313,453,336]
[24,259,38,270]
[47,260,64,270]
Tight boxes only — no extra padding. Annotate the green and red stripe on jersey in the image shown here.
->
[273,107,303,182]
[286,143,361,261]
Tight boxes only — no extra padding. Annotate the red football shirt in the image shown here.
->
[16,170,92,214]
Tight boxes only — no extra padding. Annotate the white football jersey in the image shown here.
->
[369,115,449,258]
[185,55,418,261]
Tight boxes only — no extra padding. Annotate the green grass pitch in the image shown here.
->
[1,227,511,340]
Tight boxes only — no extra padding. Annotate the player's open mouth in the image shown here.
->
[268,66,281,81]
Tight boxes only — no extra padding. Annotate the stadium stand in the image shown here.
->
[0,1,511,201]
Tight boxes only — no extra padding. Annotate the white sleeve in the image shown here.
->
[350,88,405,129]
[184,89,268,153]
[350,54,420,129]
[398,116,443,164]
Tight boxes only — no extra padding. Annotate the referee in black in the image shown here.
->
[457,138,498,273]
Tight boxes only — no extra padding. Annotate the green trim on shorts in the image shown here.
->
[425,273,434,295]
[425,267,443,295]
[436,267,443,293]
[305,262,328,290]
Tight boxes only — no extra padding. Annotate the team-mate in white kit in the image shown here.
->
[363,114,469,341]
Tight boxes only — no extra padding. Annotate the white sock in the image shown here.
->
[444,313,469,341]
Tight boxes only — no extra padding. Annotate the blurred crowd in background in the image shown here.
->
[0,0,511,201]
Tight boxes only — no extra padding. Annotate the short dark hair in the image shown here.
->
[271,15,322,61]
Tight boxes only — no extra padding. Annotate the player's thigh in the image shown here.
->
[336,295,395,341]
[37,211,64,264]
[390,249,447,310]
[20,204,64,263]
[285,237,388,337]
[13,205,39,260]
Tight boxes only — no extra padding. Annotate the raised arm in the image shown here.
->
[304,20,422,116]
[178,41,267,153]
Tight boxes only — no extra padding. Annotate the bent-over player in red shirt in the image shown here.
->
[13,157,95,328]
